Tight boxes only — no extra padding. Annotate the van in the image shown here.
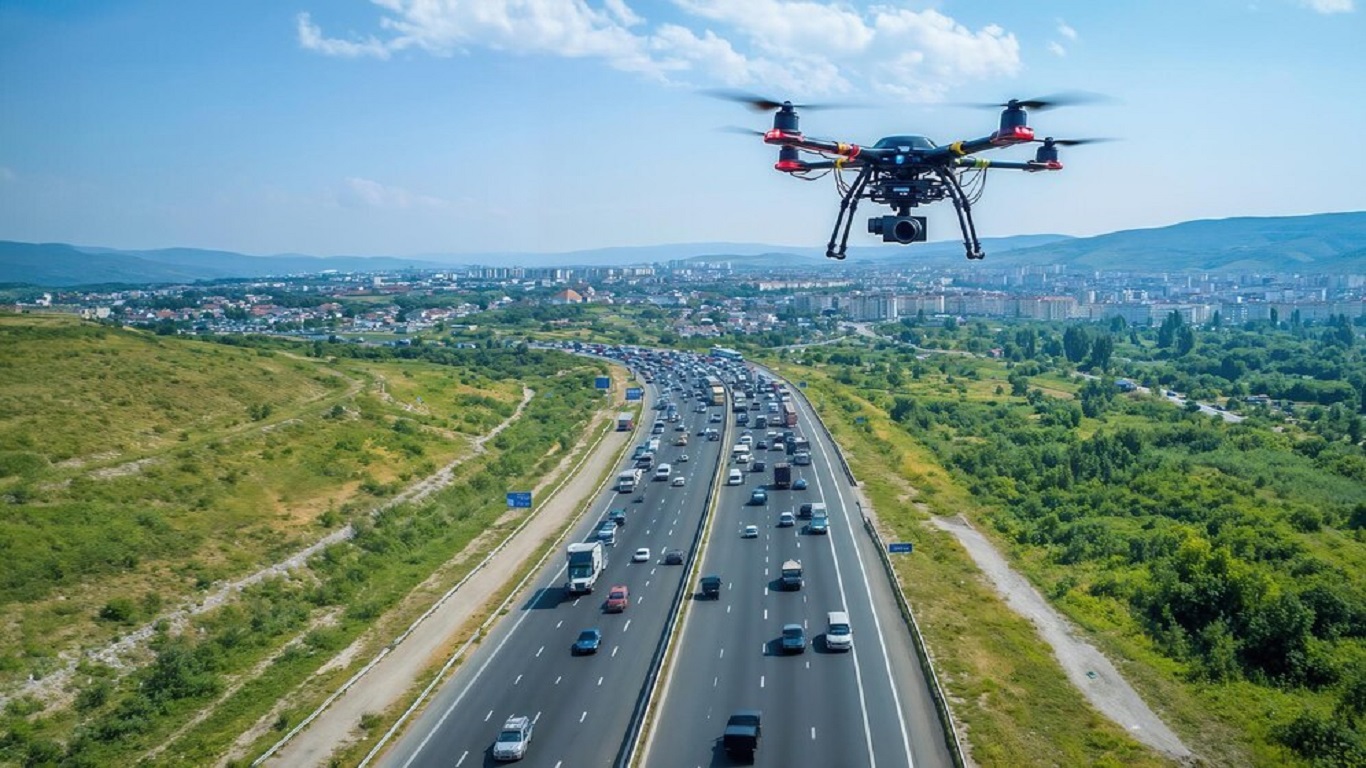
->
[826,611,852,651]
[727,469,744,486]
[654,463,672,481]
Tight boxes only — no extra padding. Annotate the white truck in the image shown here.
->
[565,542,606,594]
[617,468,642,493]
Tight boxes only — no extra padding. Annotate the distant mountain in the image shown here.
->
[985,212,1366,273]
[1,212,1362,287]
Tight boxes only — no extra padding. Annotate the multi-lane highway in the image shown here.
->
[380,379,724,768]
[379,351,954,767]
[643,378,953,767]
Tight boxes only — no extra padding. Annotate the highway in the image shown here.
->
[643,381,954,767]
[379,380,724,768]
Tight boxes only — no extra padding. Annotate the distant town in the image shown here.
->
[9,259,1364,340]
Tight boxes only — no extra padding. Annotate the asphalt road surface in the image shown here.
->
[379,383,723,768]
[643,384,954,767]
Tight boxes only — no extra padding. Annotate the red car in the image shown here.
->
[605,585,629,613]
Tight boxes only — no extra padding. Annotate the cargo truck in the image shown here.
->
[617,469,642,493]
[780,559,803,590]
[616,411,634,432]
[565,542,606,594]
[772,462,792,490]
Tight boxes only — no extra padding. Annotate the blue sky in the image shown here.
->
[2,1,1364,258]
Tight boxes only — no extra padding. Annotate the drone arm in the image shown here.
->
[952,157,1061,172]
[764,130,894,166]
[922,126,1036,164]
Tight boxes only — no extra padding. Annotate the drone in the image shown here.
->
[713,90,1108,260]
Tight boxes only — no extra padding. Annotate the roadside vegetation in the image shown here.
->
[0,314,610,766]
[769,314,1364,767]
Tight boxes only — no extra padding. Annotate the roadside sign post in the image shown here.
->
[625,387,643,401]
[506,492,532,509]
[888,542,913,554]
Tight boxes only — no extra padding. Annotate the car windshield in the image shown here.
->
[498,730,524,743]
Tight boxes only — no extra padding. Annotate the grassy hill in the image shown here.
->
[0,313,619,766]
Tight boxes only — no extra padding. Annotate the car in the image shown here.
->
[780,623,807,654]
[492,715,534,762]
[663,548,685,565]
[751,460,766,473]
[742,524,759,538]
[700,575,722,599]
[778,511,796,527]
[748,488,768,505]
[678,454,689,463]
[632,547,651,563]
[610,509,627,526]
[756,440,769,450]
[793,477,808,491]
[605,585,629,612]
[672,475,686,487]
[675,423,687,431]
[572,628,602,655]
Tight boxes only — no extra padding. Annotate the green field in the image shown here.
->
[0,314,612,766]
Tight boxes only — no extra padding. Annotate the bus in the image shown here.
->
[710,346,744,362]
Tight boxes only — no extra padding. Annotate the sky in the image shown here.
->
[1,0,1364,258]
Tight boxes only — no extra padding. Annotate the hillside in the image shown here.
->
[2,211,1363,286]
[987,211,1366,272]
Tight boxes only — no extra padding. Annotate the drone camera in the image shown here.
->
[868,215,927,244]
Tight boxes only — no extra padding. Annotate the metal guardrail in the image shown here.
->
[860,504,968,768]
[762,361,967,767]
[255,377,629,767]
[615,384,731,767]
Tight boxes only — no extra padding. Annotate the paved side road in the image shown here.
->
[249,395,640,767]
[930,515,1193,762]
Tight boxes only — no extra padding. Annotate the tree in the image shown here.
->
[1087,333,1115,370]
[1063,325,1091,363]
[1158,311,1184,349]
[1177,325,1197,357]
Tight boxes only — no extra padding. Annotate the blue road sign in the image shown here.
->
[888,542,914,554]
[625,387,644,401]
[506,492,533,509]
[595,376,611,389]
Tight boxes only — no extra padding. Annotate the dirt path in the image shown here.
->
[246,382,640,767]
[930,514,1193,762]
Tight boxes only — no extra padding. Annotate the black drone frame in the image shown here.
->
[729,94,1093,260]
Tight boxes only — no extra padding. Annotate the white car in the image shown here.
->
[678,454,690,463]
[742,525,759,538]
[672,476,686,487]
[632,547,651,563]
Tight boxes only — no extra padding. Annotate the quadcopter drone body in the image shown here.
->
[718,93,1104,260]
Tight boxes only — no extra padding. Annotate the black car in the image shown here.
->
[663,548,685,565]
[609,509,627,526]
[751,460,766,473]
[700,575,722,599]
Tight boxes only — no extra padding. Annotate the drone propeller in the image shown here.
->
[959,91,1111,112]
[1031,136,1115,146]
[703,88,859,112]
[718,125,766,137]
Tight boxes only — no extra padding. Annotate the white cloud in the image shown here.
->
[336,177,455,210]
[1299,0,1354,12]
[299,1,1022,102]
[297,12,394,59]
[1047,41,1066,57]
[1056,20,1078,40]
[671,0,875,57]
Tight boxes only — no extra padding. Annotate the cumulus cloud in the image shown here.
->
[298,1,1023,101]
[1047,41,1066,57]
[1056,20,1078,40]
[336,177,455,210]
[1299,0,1354,12]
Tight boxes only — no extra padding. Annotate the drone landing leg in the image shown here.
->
[826,166,872,260]
[935,169,985,260]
